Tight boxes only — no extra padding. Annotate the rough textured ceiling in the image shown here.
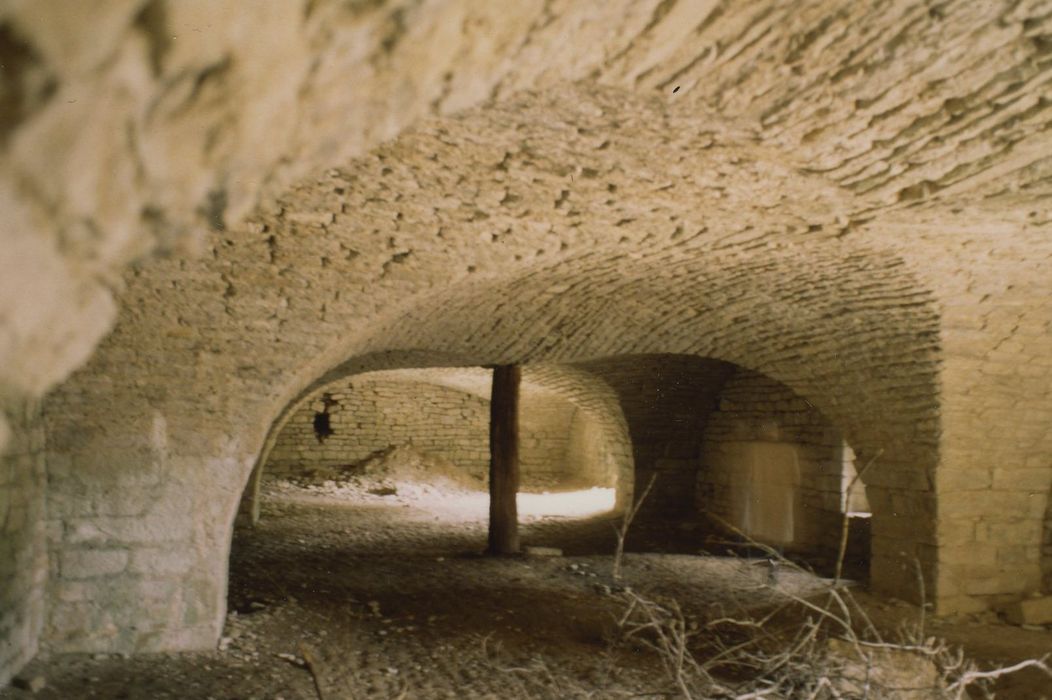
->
[2,0,1049,404]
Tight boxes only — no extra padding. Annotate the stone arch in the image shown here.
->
[237,358,635,525]
[699,365,874,573]
[40,231,942,654]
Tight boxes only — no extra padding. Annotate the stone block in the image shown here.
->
[936,519,976,547]
[1003,596,1052,626]
[963,572,1029,597]
[130,547,195,576]
[991,468,1051,491]
[936,468,992,492]
[940,491,1033,518]
[60,548,128,579]
[935,595,990,616]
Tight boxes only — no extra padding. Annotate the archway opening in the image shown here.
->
[222,359,863,696]
[564,355,874,582]
[244,365,625,524]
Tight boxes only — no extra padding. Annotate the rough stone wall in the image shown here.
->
[9,0,1049,665]
[698,369,850,557]
[920,222,1052,612]
[265,377,594,489]
[576,356,735,516]
[0,398,46,688]
[42,402,242,654]
[563,410,611,489]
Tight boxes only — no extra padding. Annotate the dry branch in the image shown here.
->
[613,473,657,581]
[299,641,345,700]
[834,448,882,585]
[604,510,1047,699]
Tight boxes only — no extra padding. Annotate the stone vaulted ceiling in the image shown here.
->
[0,0,1050,653]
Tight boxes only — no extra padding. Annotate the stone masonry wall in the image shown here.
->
[265,377,596,489]
[0,398,46,688]
[42,406,237,655]
[699,369,853,559]
[563,409,611,489]
[576,356,736,517]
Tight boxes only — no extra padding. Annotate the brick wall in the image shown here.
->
[0,398,46,687]
[265,377,603,489]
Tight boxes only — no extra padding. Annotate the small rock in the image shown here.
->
[276,652,305,667]
[12,676,46,694]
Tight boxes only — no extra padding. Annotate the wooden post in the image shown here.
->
[487,364,521,555]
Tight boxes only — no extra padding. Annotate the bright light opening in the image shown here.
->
[277,476,617,522]
[517,487,616,518]
[401,487,617,521]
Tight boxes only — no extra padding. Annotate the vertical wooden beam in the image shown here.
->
[487,364,521,555]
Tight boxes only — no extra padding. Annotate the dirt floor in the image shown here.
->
[4,470,1050,699]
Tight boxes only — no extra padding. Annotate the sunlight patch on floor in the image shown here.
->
[518,487,616,518]
[398,486,617,521]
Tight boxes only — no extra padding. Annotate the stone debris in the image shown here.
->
[10,675,45,694]
[523,546,563,557]
[275,653,305,668]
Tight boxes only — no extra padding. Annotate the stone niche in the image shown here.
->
[698,368,869,565]
[263,369,617,492]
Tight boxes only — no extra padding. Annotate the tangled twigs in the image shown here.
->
[607,513,1048,699]
[945,656,1051,699]
[615,590,719,699]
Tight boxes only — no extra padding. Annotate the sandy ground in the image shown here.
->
[3,473,1050,699]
